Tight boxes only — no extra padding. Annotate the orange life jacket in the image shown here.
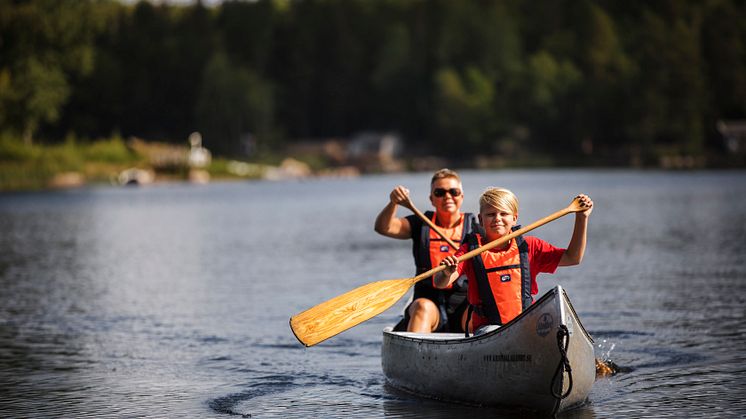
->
[468,229,531,325]
[428,212,463,289]
[415,211,475,292]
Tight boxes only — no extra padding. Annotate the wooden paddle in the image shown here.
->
[290,197,589,347]
[402,197,459,250]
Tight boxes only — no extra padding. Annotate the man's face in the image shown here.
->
[429,177,463,215]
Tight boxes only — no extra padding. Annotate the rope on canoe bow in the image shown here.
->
[550,324,573,400]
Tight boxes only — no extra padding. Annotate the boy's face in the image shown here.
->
[479,204,517,240]
[429,177,463,215]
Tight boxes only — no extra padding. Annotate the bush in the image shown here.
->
[83,136,138,164]
[0,134,146,191]
[0,135,41,161]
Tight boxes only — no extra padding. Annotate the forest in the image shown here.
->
[1,0,745,170]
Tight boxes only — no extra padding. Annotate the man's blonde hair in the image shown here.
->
[479,187,519,215]
[430,168,461,186]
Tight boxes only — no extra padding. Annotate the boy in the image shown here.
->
[434,187,593,331]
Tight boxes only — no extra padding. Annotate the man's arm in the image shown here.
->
[374,186,412,239]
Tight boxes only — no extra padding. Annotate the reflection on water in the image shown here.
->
[1,170,745,418]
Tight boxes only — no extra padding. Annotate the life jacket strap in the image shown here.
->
[465,304,474,338]
[469,303,503,328]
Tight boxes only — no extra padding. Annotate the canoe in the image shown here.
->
[381,285,595,415]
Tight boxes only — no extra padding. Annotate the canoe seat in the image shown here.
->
[383,327,467,340]
[473,325,501,336]
[383,325,502,340]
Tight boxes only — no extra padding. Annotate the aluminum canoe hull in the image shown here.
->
[381,285,595,414]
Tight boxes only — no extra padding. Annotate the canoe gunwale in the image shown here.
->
[383,285,593,346]
[558,287,594,344]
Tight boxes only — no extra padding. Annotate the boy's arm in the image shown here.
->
[374,185,412,239]
[559,194,593,266]
[434,255,460,288]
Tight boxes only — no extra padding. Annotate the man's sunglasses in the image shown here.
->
[433,188,462,198]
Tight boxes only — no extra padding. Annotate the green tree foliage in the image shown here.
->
[433,66,496,156]
[195,52,275,156]
[0,0,743,167]
[522,51,582,148]
[59,1,215,142]
[0,0,101,144]
[701,1,746,134]
[621,5,706,160]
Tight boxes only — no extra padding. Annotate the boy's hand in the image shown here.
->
[575,194,593,217]
[440,255,459,275]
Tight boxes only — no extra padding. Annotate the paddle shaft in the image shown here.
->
[403,199,459,250]
[411,200,581,283]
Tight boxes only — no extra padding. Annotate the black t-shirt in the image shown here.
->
[405,213,425,274]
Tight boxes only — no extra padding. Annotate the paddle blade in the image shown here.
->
[290,278,414,347]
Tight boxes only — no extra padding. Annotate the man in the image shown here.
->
[374,169,477,333]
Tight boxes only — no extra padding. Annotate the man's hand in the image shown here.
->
[389,185,410,206]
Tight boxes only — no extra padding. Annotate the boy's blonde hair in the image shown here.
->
[479,187,519,215]
[430,168,461,186]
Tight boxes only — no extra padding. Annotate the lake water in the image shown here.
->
[1,169,745,418]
